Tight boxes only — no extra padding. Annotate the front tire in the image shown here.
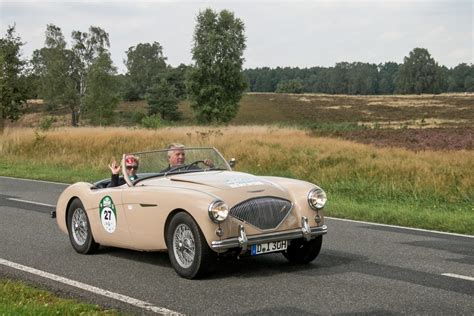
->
[67,199,99,254]
[283,236,323,264]
[166,212,215,279]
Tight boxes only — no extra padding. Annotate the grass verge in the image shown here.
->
[0,279,120,315]
[0,126,472,235]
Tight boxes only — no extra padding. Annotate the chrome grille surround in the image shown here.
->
[230,197,293,230]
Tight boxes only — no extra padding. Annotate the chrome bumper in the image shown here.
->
[211,217,327,251]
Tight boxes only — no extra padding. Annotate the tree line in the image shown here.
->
[245,53,473,95]
[1,9,473,130]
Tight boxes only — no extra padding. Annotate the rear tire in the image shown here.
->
[67,199,99,254]
[283,236,322,264]
[166,212,215,279]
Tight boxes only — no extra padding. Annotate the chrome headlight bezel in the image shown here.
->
[208,200,229,223]
[307,187,327,210]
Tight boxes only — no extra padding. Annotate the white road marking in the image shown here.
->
[442,273,474,282]
[0,258,182,315]
[326,217,474,239]
[0,175,68,185]
[7,197,56,208]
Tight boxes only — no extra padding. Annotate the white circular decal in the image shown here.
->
[99,196,117,233]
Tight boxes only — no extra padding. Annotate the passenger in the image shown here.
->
[108,155,139,187]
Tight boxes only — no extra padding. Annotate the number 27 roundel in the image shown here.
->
[99,196,117,233]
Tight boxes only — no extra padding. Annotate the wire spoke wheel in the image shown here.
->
[71,208,88,246]
[67,199,98,254]
[167,212,215,279]
[173,223,196,268]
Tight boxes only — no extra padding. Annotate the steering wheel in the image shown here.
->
[184,160,207,170]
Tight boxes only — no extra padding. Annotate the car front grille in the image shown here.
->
[230,197,293,230]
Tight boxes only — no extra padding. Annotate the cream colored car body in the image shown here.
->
[56,148,327,260]
[56,171,326,251]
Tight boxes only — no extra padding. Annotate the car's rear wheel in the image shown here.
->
[282,236,322,264]
[67,199,99,254]
[166,212,215,279]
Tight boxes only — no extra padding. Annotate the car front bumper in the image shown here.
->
[211,216,327,251]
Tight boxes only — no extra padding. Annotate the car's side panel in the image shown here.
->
[56,182,133,249]
[121,184,218,251]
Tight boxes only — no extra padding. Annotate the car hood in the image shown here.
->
[166,170,290,198]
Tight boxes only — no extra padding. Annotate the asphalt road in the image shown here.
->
[1,176,473,315]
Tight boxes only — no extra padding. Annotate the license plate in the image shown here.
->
[251,240,288,255]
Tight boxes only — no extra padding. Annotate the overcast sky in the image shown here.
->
[1,0,472,73]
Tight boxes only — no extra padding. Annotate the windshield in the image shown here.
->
[122,147,231,184]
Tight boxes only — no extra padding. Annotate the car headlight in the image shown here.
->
[208,200,229,223]
[308,187,327,210]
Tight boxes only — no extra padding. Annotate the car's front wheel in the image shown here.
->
[166,212,215,279]
[282,236,322,264]
[67,198,99,254]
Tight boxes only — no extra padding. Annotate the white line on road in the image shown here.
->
[442,273,474,282]
[0,175,68,185]
[0,258,182,315]
[326,217,474,239]
[7,197,56,208]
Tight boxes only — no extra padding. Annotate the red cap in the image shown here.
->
[125,155,138,166]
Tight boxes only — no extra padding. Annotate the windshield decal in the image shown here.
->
[226,177,264,188]
[99,196,117,233]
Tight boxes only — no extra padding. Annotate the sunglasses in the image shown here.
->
[126,165,138,170]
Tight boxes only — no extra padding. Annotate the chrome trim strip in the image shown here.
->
[211,225,328,250]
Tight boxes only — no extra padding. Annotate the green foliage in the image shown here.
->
[32,24,114,126]
[83,52,118,125]
[187,8,247,123]
[163,63,189,100]
[0,24,28,129]
[124,42,167,100]
[32,25,79,116]
[140,114,163,129]
[39,116,56,130]
[448,63,474,92]
[396,48,444,94]
[378,62,399,94]
[146,79,181,120]
[276,79,304,93]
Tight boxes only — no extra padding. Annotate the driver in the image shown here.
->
[108,155,139,187]
[161,143,213,172]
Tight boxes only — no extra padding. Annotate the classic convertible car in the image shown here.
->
[55,147,328,279]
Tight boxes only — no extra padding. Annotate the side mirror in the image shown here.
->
[229,158,237,168]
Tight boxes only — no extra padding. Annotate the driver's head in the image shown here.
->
[124,155,139,176]
[167,143,185,166]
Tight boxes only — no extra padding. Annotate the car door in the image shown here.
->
[87,186,132,248]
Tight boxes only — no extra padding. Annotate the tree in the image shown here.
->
[396,48,443,94]
[0,25,27,132]
[83,52,118,125]
[124,42,167,100]
[187,8,247,123]
[32,25,115,126]
[146,79,181,120]
[32,24,79,118]
[276,79,304,93]
[378,62,399,94]
[448,63,474,92]
[71,26,111,125]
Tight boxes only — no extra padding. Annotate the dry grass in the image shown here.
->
[1,126,472,203]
